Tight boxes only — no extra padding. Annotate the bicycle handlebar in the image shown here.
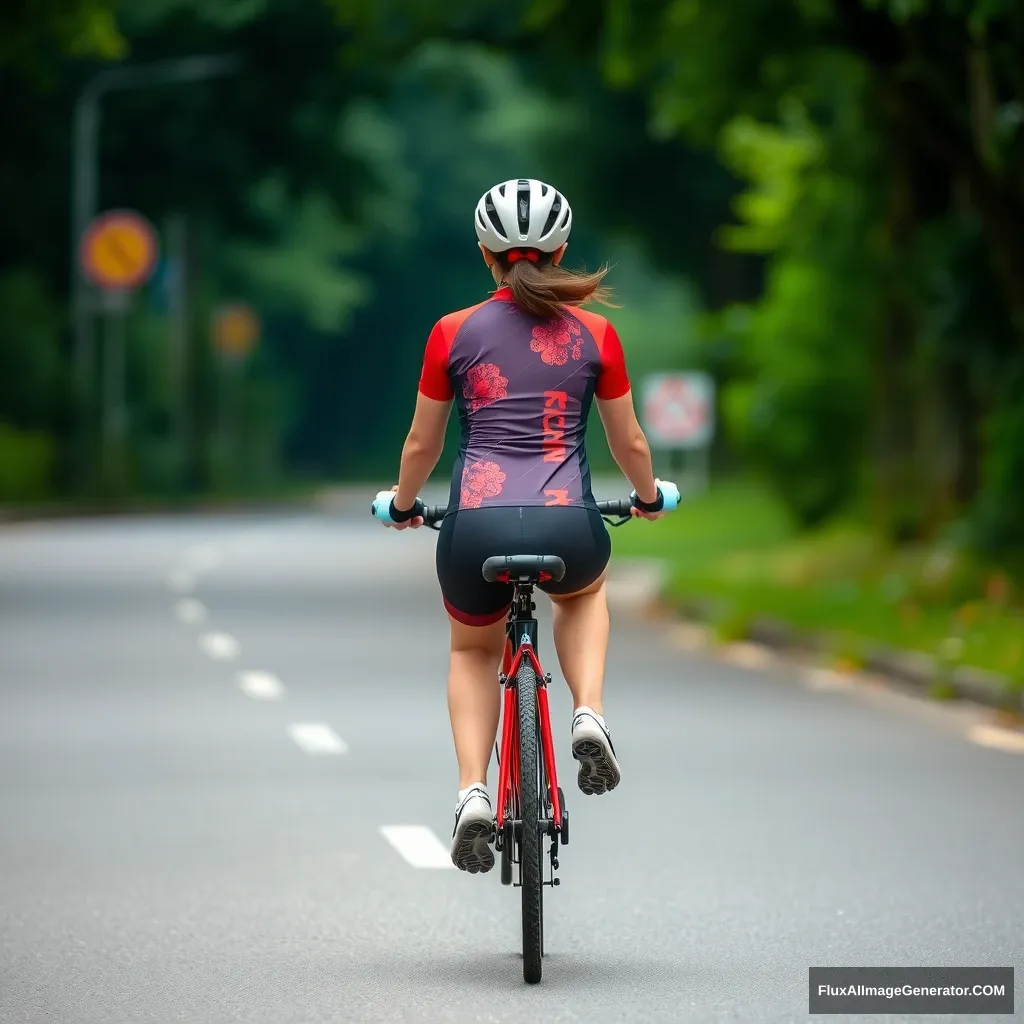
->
[420,497,638,530]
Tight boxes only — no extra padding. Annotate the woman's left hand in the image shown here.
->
[386,484,423,530]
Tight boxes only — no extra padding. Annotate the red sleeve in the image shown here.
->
[417,320,454,401]
[595,320,631,400]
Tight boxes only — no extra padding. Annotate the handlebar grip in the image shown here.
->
[596,498,635,517]
[658,479,681,512]
[422,504,447,525]
[372,492,432,524]
[371,490,396,524]
[597,481,682,518]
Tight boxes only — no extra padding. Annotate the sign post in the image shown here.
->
[211,301,260,487]
[78,209,159,491]
[165,214,188,489]
[70,56,240,492]
[640,372,716,496]
[212,302,259,363]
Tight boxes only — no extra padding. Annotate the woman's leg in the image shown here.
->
[447,614,507,790]
[548,571,621,795]
[548,572,609,714]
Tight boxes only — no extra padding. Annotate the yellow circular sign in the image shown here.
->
[79,210,159,291]
[213,302,259,358]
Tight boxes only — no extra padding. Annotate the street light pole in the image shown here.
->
[71,82,101,487]
[69,54,238,492]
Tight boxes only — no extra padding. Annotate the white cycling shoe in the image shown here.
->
[571,707,621,795]
[449,784,495,873]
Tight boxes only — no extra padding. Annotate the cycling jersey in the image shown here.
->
[418,286,630,512]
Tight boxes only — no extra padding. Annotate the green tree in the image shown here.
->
[0,1,124,82]
[533,0,1024,538]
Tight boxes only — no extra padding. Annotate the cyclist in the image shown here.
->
[374,178,673,872]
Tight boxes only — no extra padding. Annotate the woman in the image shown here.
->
[375,178,674,872]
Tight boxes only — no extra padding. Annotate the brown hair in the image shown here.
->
[492,249,617,321]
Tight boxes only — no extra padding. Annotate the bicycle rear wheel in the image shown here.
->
[516,656,543,984]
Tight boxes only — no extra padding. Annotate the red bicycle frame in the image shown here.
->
[495,630,563,833]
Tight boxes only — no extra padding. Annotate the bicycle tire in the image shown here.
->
[516,656,543,984]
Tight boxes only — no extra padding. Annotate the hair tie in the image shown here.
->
[507,249,540,264]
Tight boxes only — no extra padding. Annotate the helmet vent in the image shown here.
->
[516,180,531,234]
[542,194,562,237]
[484,195,506,238]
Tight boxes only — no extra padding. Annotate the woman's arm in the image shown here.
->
[393,392,452,512]
[596,391,659,506]
[588,316,659,510]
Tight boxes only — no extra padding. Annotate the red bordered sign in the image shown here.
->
[641,373,715,450]
[79,209,159,291]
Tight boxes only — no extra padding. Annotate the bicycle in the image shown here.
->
[385,488,678,985]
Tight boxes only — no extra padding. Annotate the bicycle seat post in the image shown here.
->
[510,579,535,631]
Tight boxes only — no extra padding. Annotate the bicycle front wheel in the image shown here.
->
[516,656,543,984]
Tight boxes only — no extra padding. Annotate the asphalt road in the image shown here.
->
[1,507,1021,1023]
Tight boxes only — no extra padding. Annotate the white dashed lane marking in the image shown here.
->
[379,826,455,869]
[288,722,347,754]
[185,543,222,572]
[199,632,240,661]
[175,598,207,624]
[968,724,1024,754]
[237,671,285,701]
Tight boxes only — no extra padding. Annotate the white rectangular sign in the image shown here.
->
[641,372,715,450]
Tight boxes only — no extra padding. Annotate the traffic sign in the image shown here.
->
[641,372,715,450]
[79,209,159,292]
[212,301,260,360]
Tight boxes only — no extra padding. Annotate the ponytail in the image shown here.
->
[493,249,617,321]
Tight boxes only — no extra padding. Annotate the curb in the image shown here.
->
[641,574,1023,716]
[742,614,1021,713]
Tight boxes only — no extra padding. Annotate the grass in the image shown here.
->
[610,478,1024,684]
[608,478,792,568]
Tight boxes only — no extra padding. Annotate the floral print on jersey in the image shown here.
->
[530,318,583,367]
[460,459,506,509]
[463,362,508,412]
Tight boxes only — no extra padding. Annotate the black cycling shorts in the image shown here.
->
[436,505,611,626]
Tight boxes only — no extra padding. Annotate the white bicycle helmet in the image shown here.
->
[474,178,572,254]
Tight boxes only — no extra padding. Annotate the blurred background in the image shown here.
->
[3,0,1023,685]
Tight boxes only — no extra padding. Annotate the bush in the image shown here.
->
[0,423,55,502]
[711,603,752,644]
[906,545,987,608]
[0,270,63,428]
[971,368,1024,560]
[727,371,865,527]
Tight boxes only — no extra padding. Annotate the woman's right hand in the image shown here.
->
[630,478,677,520]
[630,504,666,521]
